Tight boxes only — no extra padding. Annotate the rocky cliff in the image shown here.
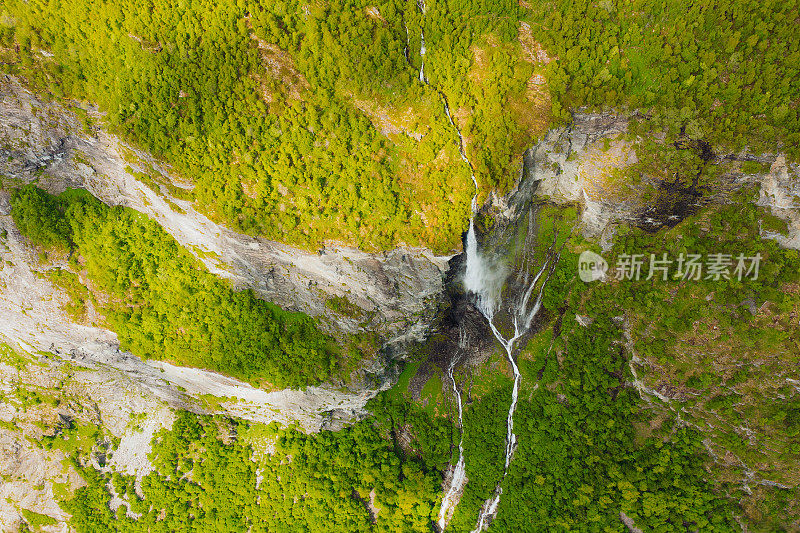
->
[0,74,457,529]
[2,72,799,530]
[0,74,452,432]
[4,70,797,430]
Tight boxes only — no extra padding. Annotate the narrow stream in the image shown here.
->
[409,6,558,530]
[436,328,468,531]
[467,220,560,531]
[418,0,427,84]
[419,29,427,83]
[411,5,474,529]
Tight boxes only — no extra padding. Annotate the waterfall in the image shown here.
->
[417,0,427,83]
[419,30,427,83]
[403,23,410,65]
[463,216,502,318]
[408,3,556,528]
[437,328,468,531]
[465,214,559,532]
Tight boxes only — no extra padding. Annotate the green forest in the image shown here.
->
[55,357,735,533]
[59,407,452,532]
[2,0,797,251]
[2,0,800,530]
[43,196,799,531]
[9,184,335,388]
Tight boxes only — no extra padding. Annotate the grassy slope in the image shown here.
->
[3,0,796,252]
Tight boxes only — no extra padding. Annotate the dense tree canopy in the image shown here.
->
[3,0,800,530]
[4,0,795,251]
[63,408,450,532]
[11,185,334,388]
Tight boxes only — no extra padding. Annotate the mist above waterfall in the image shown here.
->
[460,205,562,532]
[463,207,558,330]
[408,10,560,528]
[463,217,507,319]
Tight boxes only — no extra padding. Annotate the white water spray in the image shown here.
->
[466,215,559,532]
[408,4,557,528]
[417,0,427,83]
[419,30,427,83]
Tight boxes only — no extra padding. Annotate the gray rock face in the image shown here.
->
[5,68,797,435]
[0,74,450,429]
[494,112,637,244]
[756,154,800,249]
[495,111,800,253]
[0,204,396,432]
[0,75,449,355]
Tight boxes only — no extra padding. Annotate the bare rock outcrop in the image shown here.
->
[0,74,455,434]
[0,75,449,355]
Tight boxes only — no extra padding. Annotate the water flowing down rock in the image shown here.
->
[437,328,468,531]
[464,207,562,532]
